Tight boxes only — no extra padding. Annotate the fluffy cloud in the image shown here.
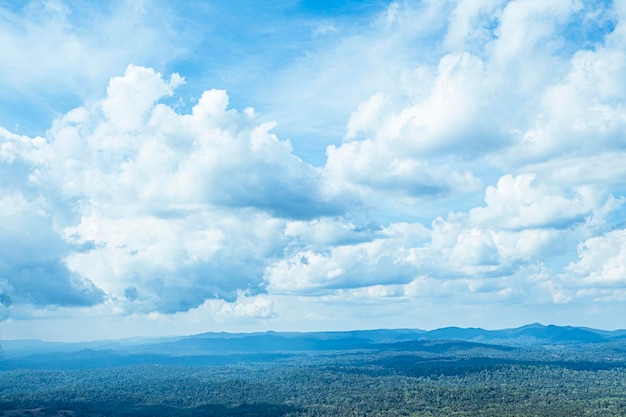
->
[343,52,496,156]
[64,210,285,314]
[0,127,103,310]
[469,174,609,230]
[412,173,618,279]
[0,194,103,309]
[44,66,342,220]
[566,229,626,287]
[268,166,618,300]
[329,0,624,203]
[300,0,625,313]
[325,50,489,203]
[1,64,350,316]
[266,169,615,311]
[325,137,482,200]
[506,22,626,164]
[266,223,428,295]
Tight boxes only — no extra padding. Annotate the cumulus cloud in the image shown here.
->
[504,24,626,164]
[284,217,385,248]
[64,210,286,314]
[266,223,428,295]
[209,292,276,320]
[343,52,496,156]
[325,138,483,200]
[43,65,342,220]
[101,65,184,132]
[410,173,619,279]
[0,127,103,309]
[0,194,103,308]
[469,174,607,230]
[566,229,626,287]
[325,49,492,203]
[0,64,350,317]
[295,1,626,315]
[328,0,625,202]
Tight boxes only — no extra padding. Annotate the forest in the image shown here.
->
[2,324,626,416]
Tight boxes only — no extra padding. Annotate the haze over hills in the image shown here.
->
[2,323,626,370]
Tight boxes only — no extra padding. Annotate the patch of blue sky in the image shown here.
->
[0,0,394,164]
[559,0,617,54]
[165,1,393,163]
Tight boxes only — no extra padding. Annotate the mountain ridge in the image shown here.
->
[3,323,626,370]
[2,323,626,359]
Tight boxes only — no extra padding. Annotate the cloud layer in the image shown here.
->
[1,0,626,338]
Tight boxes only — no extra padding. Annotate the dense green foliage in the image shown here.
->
[3,327,626,416]
[2,354,626,416]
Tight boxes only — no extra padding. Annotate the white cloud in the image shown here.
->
[0,126,103,309]
[41,64,343,218]
[443,0,502,53]
[522,153,626,192]
[566,229,626,287]
[505,40,626,164]
[331,0,625,208]
[0,193,103,308]
[324,138,482,201]
[284,218,385,248]
[490,0,581,67]
[212,292,276,320]
[254,1,453,151]
[394,173,621,290]
[102,65,184,132]
[1,64,352,316]
[266,223,427,295]
[349,52,494,156]
[469,174,604,230]
[64,210,286,314]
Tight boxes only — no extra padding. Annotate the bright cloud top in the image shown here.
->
[1,0,626,339]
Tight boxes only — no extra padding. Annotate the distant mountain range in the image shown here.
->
[2,323,626,370]
[413,323,626,343]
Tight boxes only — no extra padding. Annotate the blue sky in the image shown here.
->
[1,0,626,342]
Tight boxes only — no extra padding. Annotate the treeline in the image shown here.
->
[1,359,626,416]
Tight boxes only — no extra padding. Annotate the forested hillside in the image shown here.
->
[2,325,626,416]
